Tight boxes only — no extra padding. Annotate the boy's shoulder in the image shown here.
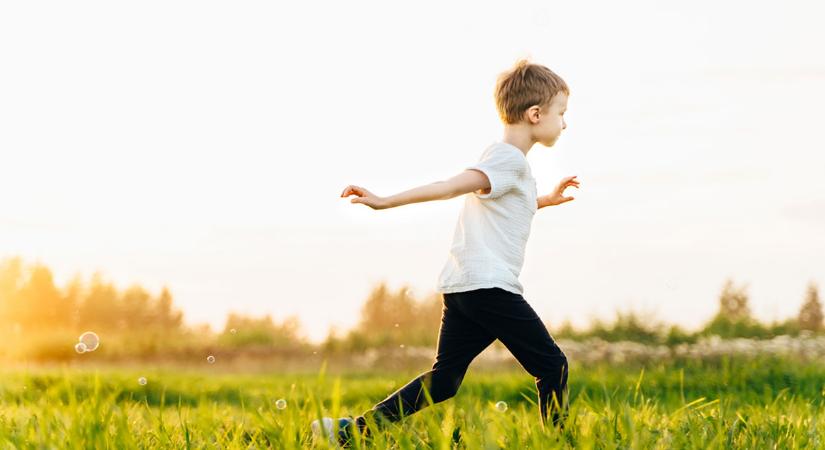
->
[479,142,527,162]
[485,141,521,153]
[477,142,530,172]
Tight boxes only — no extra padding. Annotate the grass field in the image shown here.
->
[1,356,823,449]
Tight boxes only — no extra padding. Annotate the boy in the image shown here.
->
[314,59,579,446]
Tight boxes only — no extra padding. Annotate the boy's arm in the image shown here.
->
[341,170,490,210]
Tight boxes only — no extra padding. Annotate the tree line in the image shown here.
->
[0,256,822,361]
[325,277,823,350]
[0,256,306,361]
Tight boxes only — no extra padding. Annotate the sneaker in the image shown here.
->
[311,417,357,448]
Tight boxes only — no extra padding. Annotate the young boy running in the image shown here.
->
[315,59,579,446]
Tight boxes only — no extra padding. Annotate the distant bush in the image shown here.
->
[323,281,442,353]
[217,313,308,351]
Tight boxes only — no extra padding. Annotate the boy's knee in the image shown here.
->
[442,373,465,400]
[536,351,568,383]
[431,371,464,401]
[429,363,469,398]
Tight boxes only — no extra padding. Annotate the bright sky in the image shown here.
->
[2,1,824,342]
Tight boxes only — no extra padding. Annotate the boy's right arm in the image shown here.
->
[341,169,491,210]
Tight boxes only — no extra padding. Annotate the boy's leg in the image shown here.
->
[451,288,569,428]
[358,293,496,428]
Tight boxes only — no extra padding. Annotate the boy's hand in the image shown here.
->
[341,185,388,210]
[540,175,580,207]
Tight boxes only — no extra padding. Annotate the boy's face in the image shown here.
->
[533,92,568,147]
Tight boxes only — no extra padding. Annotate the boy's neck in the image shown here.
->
[501,125,536,157]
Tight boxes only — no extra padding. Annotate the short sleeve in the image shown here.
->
[466,145,526,199]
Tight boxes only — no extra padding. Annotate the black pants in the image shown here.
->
[357,287,569,430]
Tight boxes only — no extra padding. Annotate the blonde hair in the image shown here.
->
[494,59,569,124]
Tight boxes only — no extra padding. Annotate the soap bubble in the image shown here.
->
[495,401,508,412]
[78,331,100,352]
[74,342,87,354]
[275,399,287,410]
[230,328,237,334]
[138,377,147,386]
[207,355,216,364]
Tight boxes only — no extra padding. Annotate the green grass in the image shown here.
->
[1,356,823,449]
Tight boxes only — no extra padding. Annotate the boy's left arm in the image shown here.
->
[537,175,580,209]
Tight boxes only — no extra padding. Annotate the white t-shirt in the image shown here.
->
[435,142,538,296]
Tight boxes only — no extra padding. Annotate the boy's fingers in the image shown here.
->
[342,185,361,197]
[342,185,373,200]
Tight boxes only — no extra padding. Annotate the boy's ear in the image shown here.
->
[525,105,542,124]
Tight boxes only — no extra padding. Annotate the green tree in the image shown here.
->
[718,278,750,321]
[336,281,442,351]
[701,278,767,338]
[798,281,823,332]
[153,286,183,331]
[14,264,68,329]
[121,284,154,329]
[77,272,121,330]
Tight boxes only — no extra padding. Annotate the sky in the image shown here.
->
[1,0,824,342]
